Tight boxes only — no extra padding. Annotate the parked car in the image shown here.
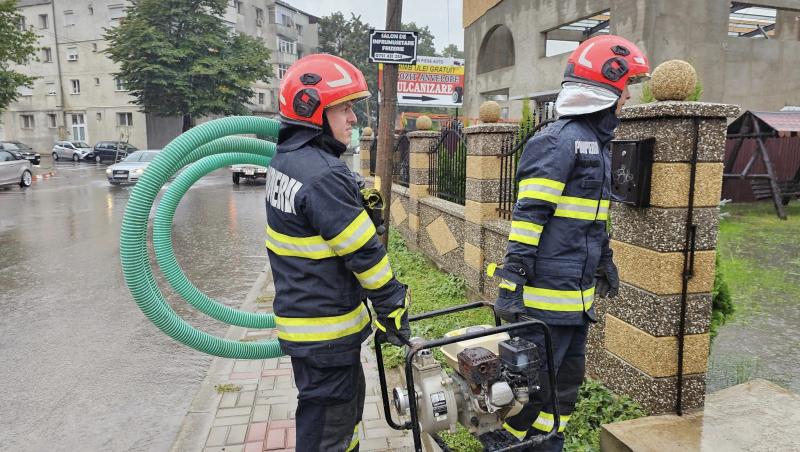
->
[0,141,40,165]
[106,150,160,185]
[230,164,268,184]
[92,141,138,163]
[0,149,32,188]
[52,140,92,162]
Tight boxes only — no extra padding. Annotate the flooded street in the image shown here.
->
[0,161,268,451]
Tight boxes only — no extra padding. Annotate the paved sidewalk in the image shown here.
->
[171,264,414,452]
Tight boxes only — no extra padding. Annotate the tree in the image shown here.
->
[104,0,272,131]
[402,22,438,57]
[441,44,464,59]
[0,0,38,113]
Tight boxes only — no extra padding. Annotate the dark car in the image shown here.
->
[92,141,138,163]
[0,141,40,165]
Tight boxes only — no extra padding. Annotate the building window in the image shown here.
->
[278,38,295,54]
[67,47,78,61]
[46,82,56,95]
[278,63,290,79]
[296,24,302,34]
[42,47,52,62]
[109,5,125,24]
[256,8,264,26]
[280,13,293,27]
[21,115,34,129]
[16,16,26,31]
[234,0,241,13]
[92,43,98,52]
[39,14,48,29]
[258,92,265,104]
[94,77,100,86]
[729,5,779,38]
[88,5,94,15]
[64,10,75,27]
[70,79,81,94]
[48,114,57,128]
[543,11,610,57]
[115,77,127,91]
[117,112,133,126]
[18,85,33,97]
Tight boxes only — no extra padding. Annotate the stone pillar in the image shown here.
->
[359,134,374,179]
[402,130,439,246]
[587,102,740,414]
[462,123,518,294]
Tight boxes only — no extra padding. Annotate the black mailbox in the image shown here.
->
[610,138,655,207]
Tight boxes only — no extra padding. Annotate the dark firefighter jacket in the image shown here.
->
[265,125,406,364]
[504,108,618,326]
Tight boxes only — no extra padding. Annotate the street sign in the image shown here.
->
[369,29,418,65]
[379,55,465,108]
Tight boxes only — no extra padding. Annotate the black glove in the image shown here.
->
[375,291,410,346]
[596,259,619,298]
[488,261,528,323]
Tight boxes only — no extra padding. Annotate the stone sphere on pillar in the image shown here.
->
[479,101,501,123]
[650,60,698,101]
[361,126,373,136]
[416,115,433,130]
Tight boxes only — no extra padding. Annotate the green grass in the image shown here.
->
[385,230,645,451]
[717,202,800,320]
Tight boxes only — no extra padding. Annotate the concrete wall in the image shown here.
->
[464,0,800,119]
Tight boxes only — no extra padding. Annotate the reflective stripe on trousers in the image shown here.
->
[523,286,595,312]
[532,411,571,433]
[275,304,370,342]
[346,422,360,451]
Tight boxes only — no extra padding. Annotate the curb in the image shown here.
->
[170,262,272,452]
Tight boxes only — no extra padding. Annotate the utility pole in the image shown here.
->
[375,0,402,247]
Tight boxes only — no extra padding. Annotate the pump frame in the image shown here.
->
[374,301,561,451]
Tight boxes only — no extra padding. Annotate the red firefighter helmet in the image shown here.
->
[278,54,370,128]
[563,35,650,95]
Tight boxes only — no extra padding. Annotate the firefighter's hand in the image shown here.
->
[596,260,620,298]
[375,292,410,347]
[495,287,526,323]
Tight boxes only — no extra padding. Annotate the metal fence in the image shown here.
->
[369,138,377,176]
[428,120,468,205]
[393,132,410,187]
[497,118,557,220]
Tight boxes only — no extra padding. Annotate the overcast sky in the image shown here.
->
[285,0,464,54]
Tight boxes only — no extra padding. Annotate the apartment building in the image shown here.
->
[2,0,318,152]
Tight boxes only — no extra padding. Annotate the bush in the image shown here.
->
[710,251,734,339]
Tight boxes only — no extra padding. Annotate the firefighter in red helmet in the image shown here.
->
[484,35,650,451]
[265,54,409,451]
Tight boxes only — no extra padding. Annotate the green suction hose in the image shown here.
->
[153,151,275,329]
[120,116,285,359]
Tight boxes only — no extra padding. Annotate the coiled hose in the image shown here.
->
[120,116,285,359]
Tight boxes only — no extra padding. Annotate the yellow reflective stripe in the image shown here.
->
[275,304,370,342]
[509,220,543,246]
[532,412,570,433]
[327,210,376,256]
[502,422,527,440]
[518,178,565,204]
[554,197,611,221]
[523,286,595,312]
[346,422,360,451]
[355,255,393,290]
[486,262,498,277]
[265,226,336,259]
[499,280,517,291]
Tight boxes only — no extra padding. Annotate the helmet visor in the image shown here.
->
[628,73,651,85]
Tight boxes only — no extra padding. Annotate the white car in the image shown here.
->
[106,150,160,185]
[231,164,267,184]
[52,140,92,162]
[0,149,33,188]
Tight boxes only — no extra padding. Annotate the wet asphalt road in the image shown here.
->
[0,161,268,451]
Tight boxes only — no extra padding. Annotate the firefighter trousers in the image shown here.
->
[503,323,589,452]
[291,356,366,451]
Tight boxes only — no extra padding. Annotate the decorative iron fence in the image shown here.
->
[393,132,410,187]
[497,119,556,219]
[428,120,468,205]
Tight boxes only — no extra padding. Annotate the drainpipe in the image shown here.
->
[676,116,700,415]
[50,0,67,137]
